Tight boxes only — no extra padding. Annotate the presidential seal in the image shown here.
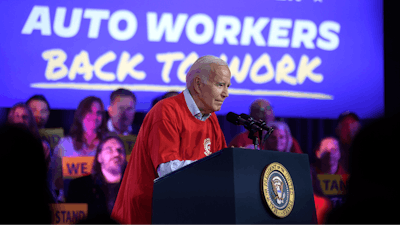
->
[261,162,295,218]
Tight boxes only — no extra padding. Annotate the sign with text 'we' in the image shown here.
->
[62,156,94,179]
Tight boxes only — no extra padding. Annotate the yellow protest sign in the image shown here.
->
[50,203,87,224]
[62,156,94,179]
[317,174,349,195]
[39,128,64,150]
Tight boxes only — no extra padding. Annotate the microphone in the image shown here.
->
[239,113,274,142]
[239,114,273,133]
[226,112,262,131]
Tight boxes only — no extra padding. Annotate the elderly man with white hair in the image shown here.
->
[111,55,231,224]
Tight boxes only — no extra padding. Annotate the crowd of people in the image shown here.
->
[1,55,393,224]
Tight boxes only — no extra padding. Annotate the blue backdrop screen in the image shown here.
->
[0,0,383,118]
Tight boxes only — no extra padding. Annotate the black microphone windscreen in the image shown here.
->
[239,113,252,120]
[226,112,241,125]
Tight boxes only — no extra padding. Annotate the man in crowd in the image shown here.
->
[26,94,50,129]
[107,89,137,135]
[229,99,302,153]
[111,55,230,224]
[67,135,126,221]
[151,91,180,108]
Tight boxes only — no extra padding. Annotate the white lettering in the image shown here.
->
[53,7,83,38]
[228,54,252,84]
[317,21,340,51]
[185,14,214,45]
[214,15,241,45]
[177,52,198,83]
[268,18,292,48]
[68,50,93,81]
[156,52,185,83]
[147,12,188,42]
[42,49,68,80]
[93,51,116,81]
[21,6,51,35]
[240,17,269,46]
[276,54,297,85]
[108,10,137,41]
[297,55,323,84]
[250,53,274,84]
[291,20,317,49]
[219,53,228,63]
[83,9,110,39]
[117,52,145,81]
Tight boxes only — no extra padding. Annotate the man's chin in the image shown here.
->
[108,167,122,175]
[213,106,222,112]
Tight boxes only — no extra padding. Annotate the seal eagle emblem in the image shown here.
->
[261,162,295,218]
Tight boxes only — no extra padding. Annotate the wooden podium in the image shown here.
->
[152,148,317,224]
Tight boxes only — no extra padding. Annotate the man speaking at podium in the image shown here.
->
[111,55,231,224]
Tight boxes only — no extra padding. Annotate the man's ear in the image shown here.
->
[193,76,202,94]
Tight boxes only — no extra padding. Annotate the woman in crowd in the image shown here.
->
[262,121,293,152]
[7,103,51,166]
[49,96,107,202]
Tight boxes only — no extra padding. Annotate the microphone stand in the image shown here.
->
[243,120,262,150]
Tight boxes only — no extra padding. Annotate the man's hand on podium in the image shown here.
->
[231,145,246,148]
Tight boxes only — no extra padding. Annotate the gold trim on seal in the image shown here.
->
[261,162,295,218]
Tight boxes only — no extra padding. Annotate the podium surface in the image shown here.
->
[152,148,316,224]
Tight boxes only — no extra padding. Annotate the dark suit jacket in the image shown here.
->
[66,175,111,219]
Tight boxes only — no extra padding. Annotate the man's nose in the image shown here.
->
[14,117,23,123]
[222,87,229,98]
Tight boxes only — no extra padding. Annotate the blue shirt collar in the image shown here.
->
[107,119,132,135]
[183,89,211,121]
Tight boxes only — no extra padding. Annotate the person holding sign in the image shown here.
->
[66,134,126,221]
[107,88,137,136]
[111,55,230,224]
[49,96,107,202]
[312,137,347,175]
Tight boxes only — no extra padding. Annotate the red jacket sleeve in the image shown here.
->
[148,119,182,171]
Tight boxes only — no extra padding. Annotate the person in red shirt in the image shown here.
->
[111,55,231,224]
[310,167,332,224]
[313,137,347,175]
[229,99,303,153]
[335,111,361,173]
